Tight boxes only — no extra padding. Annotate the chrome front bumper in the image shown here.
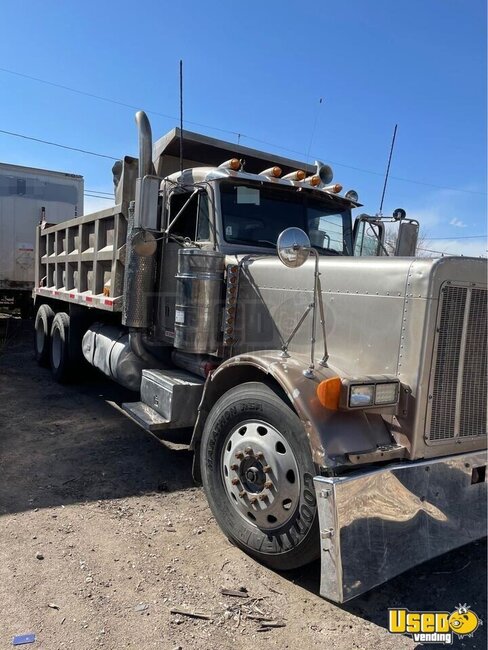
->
[313,450,487,603]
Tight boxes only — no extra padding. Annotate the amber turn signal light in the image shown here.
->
[317,377,342,410]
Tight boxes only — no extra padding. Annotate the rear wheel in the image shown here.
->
[200,381,319,570]
[34,304,55,366]
[50,312,71,382]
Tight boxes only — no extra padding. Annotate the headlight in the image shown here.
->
[349,384,375,407]
[375,382,399,405]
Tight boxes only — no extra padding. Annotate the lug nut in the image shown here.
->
[258,493,268,501]
[244,447,254,456]
[255,451,264,460]
[231,478,240,485]
[263,465,271,473]
[249,496,258,504]
[264,481,273,490]
[230,464,238,471]
[235,451,244,460]
[239,490,247,498]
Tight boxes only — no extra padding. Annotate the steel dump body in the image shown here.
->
[31,118,487,602]
[35,203,127,311]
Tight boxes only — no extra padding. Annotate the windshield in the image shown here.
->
[220,181,352,255]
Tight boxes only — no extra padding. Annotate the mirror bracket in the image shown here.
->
[276,228,329,376]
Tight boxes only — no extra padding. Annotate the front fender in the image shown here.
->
[191,350,394,479]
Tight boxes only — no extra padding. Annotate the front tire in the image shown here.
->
[50,312,71,383]
[200,381,319,570]
[34,304,55,366]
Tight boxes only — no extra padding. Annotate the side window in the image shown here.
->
[168,190,211,242]
[354,218,384,256]
[196,192,211,241]
[169,192,198,239]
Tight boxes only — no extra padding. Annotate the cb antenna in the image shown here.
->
[179,59,184,173]
[379,123,397,215]
[306,97,323,162]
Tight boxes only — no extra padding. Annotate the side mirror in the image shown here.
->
[395,221,419,256]
[277,228,311,268]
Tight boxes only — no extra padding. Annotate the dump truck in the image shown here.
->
[33,112,487,603]
[0,162,83,316]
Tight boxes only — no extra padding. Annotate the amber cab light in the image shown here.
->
[324,183,343,193]
[317,377,342,410]
[219,158,241,171]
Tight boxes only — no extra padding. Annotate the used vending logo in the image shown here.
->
[388,604,481,644]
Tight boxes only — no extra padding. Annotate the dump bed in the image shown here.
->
[34,203,126,311]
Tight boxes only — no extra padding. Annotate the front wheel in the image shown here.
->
[200,381,319,570]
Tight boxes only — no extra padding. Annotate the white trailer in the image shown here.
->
[0,162,83,316]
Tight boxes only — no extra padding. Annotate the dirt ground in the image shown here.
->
[0,316,486,650]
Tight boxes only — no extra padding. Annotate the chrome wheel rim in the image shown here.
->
[221,420,300,530]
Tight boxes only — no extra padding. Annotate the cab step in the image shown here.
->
[121,368,204,433]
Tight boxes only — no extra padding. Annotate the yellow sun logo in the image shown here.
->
[448,604,481,637]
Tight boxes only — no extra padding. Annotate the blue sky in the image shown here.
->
[0,0,486,255]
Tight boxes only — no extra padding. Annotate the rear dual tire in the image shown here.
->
[50,312,71,383]
[34,304,54,366]
[34,306,73,383]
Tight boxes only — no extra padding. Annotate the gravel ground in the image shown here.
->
[0,316,486,650]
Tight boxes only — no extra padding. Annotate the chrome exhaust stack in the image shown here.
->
[122,112,160,370]
[135,110,154,178]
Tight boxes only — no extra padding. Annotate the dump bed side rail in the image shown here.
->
[34,204,127,311]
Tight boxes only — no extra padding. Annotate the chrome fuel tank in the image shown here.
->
[174,248,225,354]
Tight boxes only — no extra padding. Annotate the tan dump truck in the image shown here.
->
[33,112,486,603]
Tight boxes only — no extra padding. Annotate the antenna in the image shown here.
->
[379,124,397,215]
[306,97,323,162]
[179,59,184,173]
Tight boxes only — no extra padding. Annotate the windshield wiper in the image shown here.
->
[226,236,275,248]
[313,246,343,256]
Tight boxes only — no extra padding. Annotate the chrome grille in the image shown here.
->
[428,284,487,442]
[460,289,487,436]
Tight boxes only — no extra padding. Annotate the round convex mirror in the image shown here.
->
[132,230,157,256]
[276,227,311,268]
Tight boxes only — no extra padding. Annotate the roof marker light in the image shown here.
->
[260,166,282,178]
[219,158,241,171]
[306,175,321,187]
[282,170,306,181]
[323,183,343,194]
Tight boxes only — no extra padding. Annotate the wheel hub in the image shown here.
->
[241,459,266,492]
[221,420,300,530]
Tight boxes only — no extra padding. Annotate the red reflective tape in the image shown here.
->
[104,299,113,306]
[85,296,93,303]
[53,291,59,296]
[69,293,75,299]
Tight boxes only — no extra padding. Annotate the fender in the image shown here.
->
[191,350,394,481]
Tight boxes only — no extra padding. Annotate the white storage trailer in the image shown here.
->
[0,162,83,315]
